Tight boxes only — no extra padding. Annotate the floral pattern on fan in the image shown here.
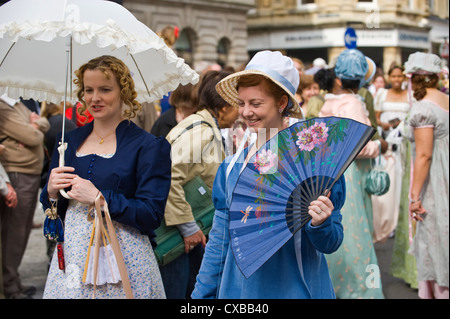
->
[296,122,329,151]
[254,149,278,174]
[244,118,352,228]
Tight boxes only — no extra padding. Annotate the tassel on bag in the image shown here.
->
[44,200,65,271]
[82,194,134,299]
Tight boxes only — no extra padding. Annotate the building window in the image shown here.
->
[357,0,378,9]
[297,0,316,9]
[217,38,231,68]
[175,28,195,67]
[358,0,377,3]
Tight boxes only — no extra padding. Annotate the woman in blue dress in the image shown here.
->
[191,51,346,299]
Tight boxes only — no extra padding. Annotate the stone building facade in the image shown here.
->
[247,0,449,72]
[121,0,448,73]
[123,0,255,71]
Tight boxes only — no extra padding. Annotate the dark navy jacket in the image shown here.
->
[40,120,171,246]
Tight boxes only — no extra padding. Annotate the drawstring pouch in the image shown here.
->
[365,142,390,196]
[44,199,65,270]
[43,200,64,242]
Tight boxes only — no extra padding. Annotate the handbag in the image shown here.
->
[365,142,390,196]
[43,200,64,242]
[154,176,215,266]
[82,194,134,299]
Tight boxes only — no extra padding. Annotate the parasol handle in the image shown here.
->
[57,142,71,199]
[57,34,72,200]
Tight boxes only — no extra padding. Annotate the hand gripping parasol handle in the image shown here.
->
[57,142,71,199]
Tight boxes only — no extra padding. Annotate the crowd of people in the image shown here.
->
[0,46,448,299]
[293,50,448,299]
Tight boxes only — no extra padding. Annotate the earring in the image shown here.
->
[279,108,284,113]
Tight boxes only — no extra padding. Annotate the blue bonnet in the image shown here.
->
[335,49,368,87]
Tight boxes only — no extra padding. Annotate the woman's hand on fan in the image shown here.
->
[308,194,334,226]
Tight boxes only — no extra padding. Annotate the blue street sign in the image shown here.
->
[344,27,357,49]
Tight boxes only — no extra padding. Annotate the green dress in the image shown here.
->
[389,139,418,288]
[326,159,385,299]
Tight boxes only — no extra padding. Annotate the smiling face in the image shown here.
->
[301,83,320,103]
[82,68,124,123]
[237,82,287,141]
[388,67,405,90]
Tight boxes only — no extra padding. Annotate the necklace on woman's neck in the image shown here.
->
[93,130,115,144]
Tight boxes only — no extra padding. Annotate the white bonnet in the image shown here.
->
[404,52,442,75]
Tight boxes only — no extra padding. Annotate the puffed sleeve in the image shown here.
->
[102,137,172,235]
[409,101,437,129]
[304,174,346,254]
[191,160,229,299]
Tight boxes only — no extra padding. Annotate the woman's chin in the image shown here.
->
[246,120,262,131]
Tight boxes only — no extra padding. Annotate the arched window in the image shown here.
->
[175,28,196,67]
[217,37,231,68]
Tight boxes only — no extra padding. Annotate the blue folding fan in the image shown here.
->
[228,116,375,278]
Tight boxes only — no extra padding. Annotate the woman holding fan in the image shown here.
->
[191,51,346,299]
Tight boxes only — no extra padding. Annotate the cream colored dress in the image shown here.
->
[372,88,410,242]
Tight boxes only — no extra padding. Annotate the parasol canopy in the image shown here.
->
[0,0,199,199]
[0,0,199,105]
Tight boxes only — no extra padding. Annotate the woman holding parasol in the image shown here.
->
[40,55,171,299]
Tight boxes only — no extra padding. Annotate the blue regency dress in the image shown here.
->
[325,159,385,299]
[191,148,346,299]
[40,120,171,299]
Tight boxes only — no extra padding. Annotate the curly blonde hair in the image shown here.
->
[74,55,141,121]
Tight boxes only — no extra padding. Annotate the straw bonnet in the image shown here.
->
[364,56,376,85]
[215,50,303,119]
[404,52,442,75]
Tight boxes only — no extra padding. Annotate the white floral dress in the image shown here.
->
[43,153,166,299]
